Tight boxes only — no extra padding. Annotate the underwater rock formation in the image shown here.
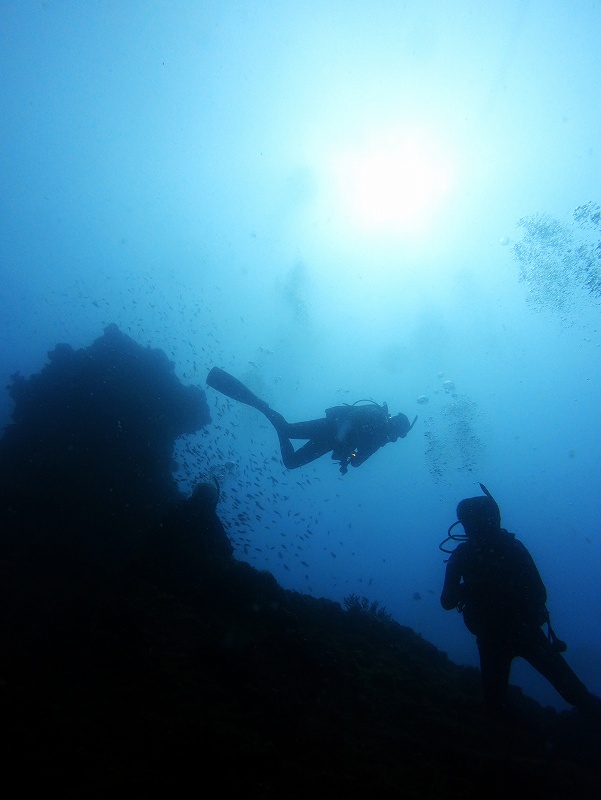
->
[0,323,210,560]
[139,479,234,589]
[0,325,599,797]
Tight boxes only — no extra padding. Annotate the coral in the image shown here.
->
[0,323,210,562]
[343,592,393,622]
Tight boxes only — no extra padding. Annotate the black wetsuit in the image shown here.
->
[441,529,594,714]
[206,367,409,474]
[271,403,391,472]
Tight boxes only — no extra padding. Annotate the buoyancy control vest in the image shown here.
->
[455,530,548,636]
[325,402,389,463]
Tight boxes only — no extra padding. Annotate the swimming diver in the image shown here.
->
[206,367,416,474]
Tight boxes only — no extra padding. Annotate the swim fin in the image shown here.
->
[206,367,270,412]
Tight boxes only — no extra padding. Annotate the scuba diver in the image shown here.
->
[439,483,601,724]
[206,367,416,474]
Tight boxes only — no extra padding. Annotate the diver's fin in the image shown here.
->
[206,367,269,412]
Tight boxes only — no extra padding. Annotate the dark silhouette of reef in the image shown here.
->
[0,323,209,568]
[0,326,599,797]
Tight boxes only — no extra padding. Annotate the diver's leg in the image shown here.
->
[272,418,333,468]
[263,415,330,442]
[276,435,333,469]
[279,418,332,439]
[260,416,333,469]
[519,627,594,710]
[260,412,332,437]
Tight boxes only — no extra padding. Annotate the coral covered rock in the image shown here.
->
[0,324,210,555]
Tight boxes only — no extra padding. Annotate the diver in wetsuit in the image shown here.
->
[440,484,601,723]
[206,367,416,474]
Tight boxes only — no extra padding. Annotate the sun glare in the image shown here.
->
[329,131,454,236]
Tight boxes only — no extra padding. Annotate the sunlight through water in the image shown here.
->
[328,129,455,237]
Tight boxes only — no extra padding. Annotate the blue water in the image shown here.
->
[2,1,600,711]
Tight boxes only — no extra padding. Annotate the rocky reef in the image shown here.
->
[0,323,210,566]
[0,325,598,797]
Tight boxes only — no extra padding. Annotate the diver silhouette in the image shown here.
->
[440,484,601,723]
[206,367,416,474]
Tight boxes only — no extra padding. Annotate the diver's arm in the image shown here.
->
[441,554,464,610]
[348,443,380,468]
